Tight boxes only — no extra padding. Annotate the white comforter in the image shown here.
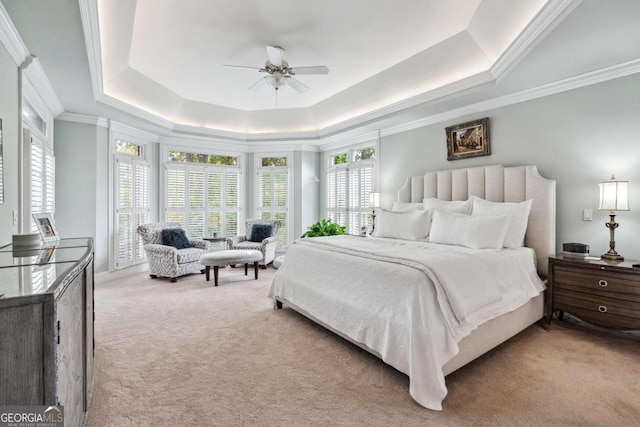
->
[268,236,545,410]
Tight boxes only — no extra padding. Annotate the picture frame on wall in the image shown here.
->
[446,117,490,161]
[33,213,60,243]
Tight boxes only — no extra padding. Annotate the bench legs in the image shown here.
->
[205,262,259,286]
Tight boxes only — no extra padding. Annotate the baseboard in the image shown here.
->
[95,263,148,284]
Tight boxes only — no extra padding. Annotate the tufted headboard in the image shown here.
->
[397,165,556,276]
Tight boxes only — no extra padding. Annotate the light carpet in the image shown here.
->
[87,267,640,426]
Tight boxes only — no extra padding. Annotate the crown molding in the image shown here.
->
[0,2,29,65]
[23,58,64,116]
[57,112,109,127]
[382,58,640,138]
[78,0,103,100]
[491,0,583,81]
[318,130,380,152]
[98,93,176,130]
[109,120,159,143]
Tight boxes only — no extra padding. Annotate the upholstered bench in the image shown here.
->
[199,250,262,286]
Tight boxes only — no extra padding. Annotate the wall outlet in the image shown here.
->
[582,209,592,221]
[13,211,18,225]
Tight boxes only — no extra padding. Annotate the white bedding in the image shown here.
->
[268,235,545,410]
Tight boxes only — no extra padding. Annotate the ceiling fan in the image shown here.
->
[224,46,329,95]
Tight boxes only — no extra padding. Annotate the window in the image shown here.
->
[326,146,376,234]
[256,155,290,247]
[165,153,241,240]
[114,141,149,269]
[29,134,55,232]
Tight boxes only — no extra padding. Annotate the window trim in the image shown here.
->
[254,152,293,248]
[160,144,244,239]
[324,140,379,234]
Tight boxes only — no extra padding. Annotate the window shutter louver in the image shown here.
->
[115,154,150,269]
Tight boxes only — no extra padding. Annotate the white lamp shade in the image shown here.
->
[369,192,380,208]
[599,178,629,211]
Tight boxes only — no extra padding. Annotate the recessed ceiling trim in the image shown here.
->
[0,1,29,65]
[491,0,583,81]
[381,58,640,138]
[79,0,103,100]
[98,93,176,129]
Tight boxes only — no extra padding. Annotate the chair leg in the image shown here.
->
[205,266,211,281]
[254,261,259,280]
[214,266,219,287]
[244,263,248,275]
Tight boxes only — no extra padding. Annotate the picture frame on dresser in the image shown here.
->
[33,213,60,243]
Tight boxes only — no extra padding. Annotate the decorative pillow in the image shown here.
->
[428,209,510,250]
[423,197,473,214]
[372,209,431,241]
[161,228,192,250]
[471,198,533,248]
[391,202,424,212]
[249,224,273,242]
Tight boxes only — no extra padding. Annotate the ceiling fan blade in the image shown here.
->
[289,66,329,75]
[266,46,284,67]
[286,77,309,93]
[224,65,264,71]
[248,77,267,90]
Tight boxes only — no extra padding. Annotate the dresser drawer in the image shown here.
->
[555,288,640,329]
[554,265,640,301]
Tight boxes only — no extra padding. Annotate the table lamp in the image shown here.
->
[598,175,629,261]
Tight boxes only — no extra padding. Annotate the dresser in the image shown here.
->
[546,254,640,330]
[0,238,94,427]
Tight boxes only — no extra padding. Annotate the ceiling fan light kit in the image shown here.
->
[225,45,329,104]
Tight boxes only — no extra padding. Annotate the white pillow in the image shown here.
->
[428,209,510,250]
[391,202,424,212]
[372,209,431,240]
[423,197,472,214]
[472,198,533,248]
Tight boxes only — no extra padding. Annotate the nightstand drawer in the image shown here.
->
[555,289,640,329]
[554,265,640,301]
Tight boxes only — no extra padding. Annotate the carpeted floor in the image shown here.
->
[87,267,640,426]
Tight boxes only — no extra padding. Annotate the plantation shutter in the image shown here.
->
[165,164,241,239]
[257,167,288,247]
[30,142,44,232]
[115,156,149,268]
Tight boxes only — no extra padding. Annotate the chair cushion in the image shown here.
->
[232,241,263,250]
[177,247,206,264]
[249,224,273,242]
[162,228,192,249]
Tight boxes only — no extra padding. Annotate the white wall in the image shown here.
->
[0,42,19,245]
[380,73,640,259]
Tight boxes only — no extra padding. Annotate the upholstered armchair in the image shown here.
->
[227,219,281,268]
[137,222,209,282]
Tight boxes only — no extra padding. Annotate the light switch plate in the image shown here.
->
[582,209,592,221]
[13,210,18,225]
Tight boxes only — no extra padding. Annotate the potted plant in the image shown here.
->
[301,218,346,238]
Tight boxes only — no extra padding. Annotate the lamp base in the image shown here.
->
[601,252,624,261]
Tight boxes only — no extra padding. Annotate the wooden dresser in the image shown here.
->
[546,254,640,330]
[0,238,94,426]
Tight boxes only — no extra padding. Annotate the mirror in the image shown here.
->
[0,118,4,204]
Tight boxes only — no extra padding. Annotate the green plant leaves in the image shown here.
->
[301,218,346,238]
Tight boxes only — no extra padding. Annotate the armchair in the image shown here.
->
[227,219,281,268]
[137,222,209,282]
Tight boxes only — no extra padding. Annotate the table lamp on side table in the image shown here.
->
[598,175,629,261]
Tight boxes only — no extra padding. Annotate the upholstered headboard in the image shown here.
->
[397,165,556,276]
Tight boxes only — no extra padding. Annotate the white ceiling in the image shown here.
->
[97,0,547,133]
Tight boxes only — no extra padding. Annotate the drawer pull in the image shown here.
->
[598,280,608,287]
[598,305,607,313]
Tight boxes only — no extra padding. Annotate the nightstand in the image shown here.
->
[546,255,640,330]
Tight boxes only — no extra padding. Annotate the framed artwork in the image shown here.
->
[33,213,60,243]
[446,117,490,161]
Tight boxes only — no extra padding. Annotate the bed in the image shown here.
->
[269,164,555,410]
